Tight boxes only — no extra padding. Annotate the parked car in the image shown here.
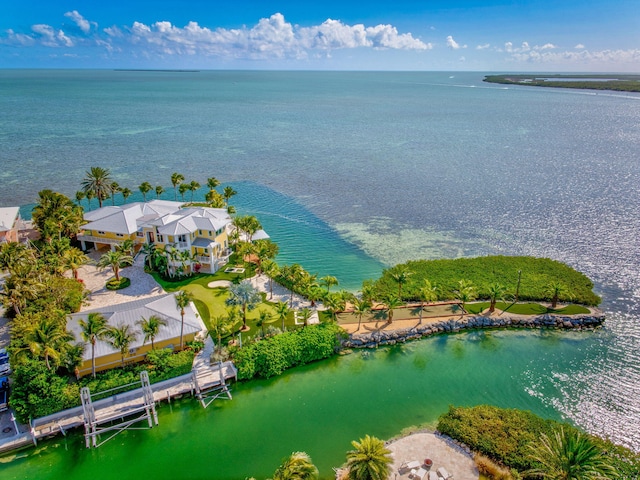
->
[0,375,8,412]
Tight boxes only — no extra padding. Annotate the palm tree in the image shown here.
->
[297,308,312,328]
[178,183,190,201]
[19,314,73,370]
[262,259,280,300]
[206,176,220,190]
[140,242,158,270]
[109,181,120,205]
[488,283,507,313]
[255,239,279,275]
[75,190,85,205]
[527,427,618,479]
[257,309,273,335]
[138,181,152,202]
[63,342,85,380]
[170,172,184,200]
[97,249,133,282]
[324,292,346,322]
[188,180,201,202]
[210,314,234,353]
[79,312,108,378]
[115,238,135,256]
[281,263,304,307]
[544,281,570,309]
[121,187,132,203]
[320,275,339,293]
[175,290,194,350]
[223,185,237,205]
[105,324,137,367]
[273,451,319,480]
[138,315,168,350]
[352,297,371,331]
[155,185,165,199]
[275,301,289,332]
[417,279,438,324]
[454,279,477,314]
[382,294,403,324]
[345,434,393,480]
[86,189,96,208]
[390,267,413,300]
[226,281,262,331]
[81,166,112,208]
[62,247,90,280]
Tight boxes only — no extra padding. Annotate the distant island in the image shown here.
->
[484,74,640,92]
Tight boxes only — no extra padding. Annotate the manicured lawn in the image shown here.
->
[465,302,590,315]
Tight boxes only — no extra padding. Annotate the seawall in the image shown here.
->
[342,312,605,348]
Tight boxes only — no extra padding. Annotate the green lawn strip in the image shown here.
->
[466,302,590,315]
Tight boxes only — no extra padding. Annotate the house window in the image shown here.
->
[199,230,202,235]
[208,230,212,236]
[178,234,187,243]
[136,231,143,237]
[157,234,164,243]
[116,233,124,237]
[98,231,105,235]
[204,248,208,254]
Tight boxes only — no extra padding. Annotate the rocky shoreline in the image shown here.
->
[342,312,605,348]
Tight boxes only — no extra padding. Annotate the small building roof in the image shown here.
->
[0,207,20,232]
[67,293,205,362]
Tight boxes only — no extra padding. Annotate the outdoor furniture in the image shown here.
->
[428,472,439,480]
[436,466,453,479]
[424,458,433,469]
[405,460,421,470]
[411,467,427,479]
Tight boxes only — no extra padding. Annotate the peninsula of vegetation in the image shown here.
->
[483,74,640,92]
[1,166,636,479]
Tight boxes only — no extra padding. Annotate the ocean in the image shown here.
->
[0,70,639,476]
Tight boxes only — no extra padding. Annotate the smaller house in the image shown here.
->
[0,207,20,243]
[67,293,205,377]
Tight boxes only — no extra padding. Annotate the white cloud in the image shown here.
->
[575,43,585,49]
[446,35,466,49]
[31,24,74,47]
[476,43,490,50]
[537,43,556,51]
[508,48,640,67]
[64,10,93,34]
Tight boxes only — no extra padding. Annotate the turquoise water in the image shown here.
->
[0,70,638,469]
[0,330,608,480]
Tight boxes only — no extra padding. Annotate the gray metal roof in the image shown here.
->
[0,207,19,232]
[67,293,205,361]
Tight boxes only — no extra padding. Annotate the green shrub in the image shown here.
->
[437,405,640,476]
[233,323,344,380]
[106,277,131,290]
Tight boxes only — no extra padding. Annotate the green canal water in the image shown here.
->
[1,329,608,480]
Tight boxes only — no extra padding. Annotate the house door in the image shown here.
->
[147,232,155,243]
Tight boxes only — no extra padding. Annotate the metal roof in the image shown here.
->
[0,207,20,232]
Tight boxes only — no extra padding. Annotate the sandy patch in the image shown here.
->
[207,280,232,289]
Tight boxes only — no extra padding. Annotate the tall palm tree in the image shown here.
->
[382,294,403,324]
[527,427,618,479]
[138,315,168,350]
[488,283,507,313]
[79,312,108,378]
[75,190,85,205]
[297,308,312,328]
[273,451,319,480]
[97,249,134,282]
[63,342,85,380]
[417,279,438,324]
[223,185,237,205]
[19,314,74,370]
[105,324,137,367]
[390,267,413,300]
[352,297,372,331]
[109,181,120,205]
[81,166,112,208]
[121,187,132,203]
[281,263,304,307]
[544,281,570,309]
[138,181,152,202]
[170,172,184,200]
[188,180,201,202]
[324,292,346,322]
[178,183,190,201]
[155,185,165,199]
[206,176,220,190]
[345,434,393,480]
[210,314,234,353]
[140,242,158,270]
[225,281,261,330]
[275,301,289,332]
[320,275,339,293]
[85,189,96,208]
[175,290,194,350]
[262,259,280,300]
[454,279,477,315]
[255,239,279,275]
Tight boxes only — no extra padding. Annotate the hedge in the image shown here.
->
[232,323,345,380]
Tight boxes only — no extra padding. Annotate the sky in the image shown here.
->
[1,0,639,71]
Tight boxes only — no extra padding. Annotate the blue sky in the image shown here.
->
[1,0,638,71]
